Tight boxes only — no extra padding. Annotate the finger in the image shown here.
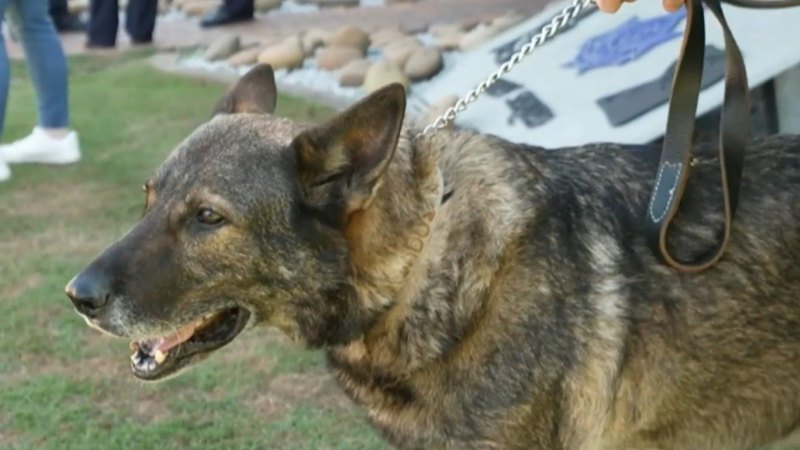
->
[595,0,623,13]
[663,0,685,11]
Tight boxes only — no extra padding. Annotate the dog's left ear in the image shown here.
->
[292,83,406,215]
[213,64,277,115]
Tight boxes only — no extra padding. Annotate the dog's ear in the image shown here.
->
[213,64,277,115]
[292,83,406,216]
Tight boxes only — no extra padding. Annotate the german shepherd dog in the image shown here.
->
[66,65,800,450]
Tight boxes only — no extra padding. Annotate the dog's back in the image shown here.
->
[521,135,800,450]
[331,131,800,450]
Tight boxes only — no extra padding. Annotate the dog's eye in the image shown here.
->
[196,208,224,226]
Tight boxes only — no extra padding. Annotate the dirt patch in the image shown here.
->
[74,355,131,381]
[0,219,117,259]
[0,410,24,448]
[202,327,303,374]
[0,179,126,258]
[1,321,287,388]
[1,309,129,386]
[248,372,329,420]
[3,347,172,427]
[204,329,281,365]
[97,389,173,426]
[246,370,353,421]
[0,274,44,301]
[1,353,128,386]
[0,181,115,221]
[133,396,172,425]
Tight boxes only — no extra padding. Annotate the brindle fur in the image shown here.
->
[68,65,800,450]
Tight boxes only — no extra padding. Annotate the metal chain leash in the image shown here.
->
[418,0,597,138]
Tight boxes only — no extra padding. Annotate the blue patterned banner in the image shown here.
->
[565,9,686,74]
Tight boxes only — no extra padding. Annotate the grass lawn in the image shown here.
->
[0,52,386,450]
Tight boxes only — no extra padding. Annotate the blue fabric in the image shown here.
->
[565,9,686,74]
[0,0,69,138]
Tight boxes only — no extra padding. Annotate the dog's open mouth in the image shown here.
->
[129,307,251,380]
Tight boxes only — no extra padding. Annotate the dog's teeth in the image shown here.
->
[154,349,167,364]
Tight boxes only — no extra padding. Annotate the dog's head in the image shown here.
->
[64,65,420,381]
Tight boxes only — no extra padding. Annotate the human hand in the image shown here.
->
[594,0,685,13]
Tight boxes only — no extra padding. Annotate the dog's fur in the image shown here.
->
[68,65,800,449]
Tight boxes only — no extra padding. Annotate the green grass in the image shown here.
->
[0,53,386,450]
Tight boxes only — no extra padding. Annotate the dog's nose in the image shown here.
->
[65,272,111,318]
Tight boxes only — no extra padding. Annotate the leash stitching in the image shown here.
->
[648,161,682,223]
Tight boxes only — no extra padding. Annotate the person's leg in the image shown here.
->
[0,0,11,138]
[200,0,254,28]
[48,0,67,18]
[87,0,118,47]
[0,0,12,180]
[13,0,69,131]
[0,0,80,165]
[125,0,157,44]
[49,0,87,33]
[225,0,254,17]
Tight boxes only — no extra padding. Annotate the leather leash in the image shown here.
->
[418,0,800,273]
[646,0,800,272]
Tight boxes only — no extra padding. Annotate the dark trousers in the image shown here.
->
[88,0,157,46]
[221,0,254,17]
[48,0,69,19]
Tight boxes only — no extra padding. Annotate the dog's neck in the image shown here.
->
[277,129,453,350]
[343,131,445,315]
[321,127,537,375]
[322,130,489,369]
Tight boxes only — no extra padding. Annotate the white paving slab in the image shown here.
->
[412,0,800,147]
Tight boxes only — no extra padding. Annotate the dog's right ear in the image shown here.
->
[213,64,277,115]
[292,83,406,218]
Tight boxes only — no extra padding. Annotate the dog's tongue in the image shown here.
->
[153,318,204,352]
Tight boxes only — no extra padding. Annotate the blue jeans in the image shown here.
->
[0,0,69,138]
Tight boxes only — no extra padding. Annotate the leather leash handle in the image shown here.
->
[645,0,751,272]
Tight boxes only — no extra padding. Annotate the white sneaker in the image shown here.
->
[0,127,81,165]
[0,160,10,182]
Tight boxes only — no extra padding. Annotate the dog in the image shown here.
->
[65,64,800,450]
